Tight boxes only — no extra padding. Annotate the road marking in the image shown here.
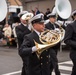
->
[2,70,21,75]
[59,61,72,65]
[52,72,69,75]
[59,65,72,71]
[52,61,73,75]
[2,61,73,75]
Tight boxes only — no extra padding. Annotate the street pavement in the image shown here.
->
[0,46,72,75]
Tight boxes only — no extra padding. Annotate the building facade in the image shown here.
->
[24,0,76,13]
[7,0,23,13]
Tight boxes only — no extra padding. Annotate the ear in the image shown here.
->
[32,24,35,27]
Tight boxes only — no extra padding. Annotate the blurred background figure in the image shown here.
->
[31,10,35,16]
[16,11,33,75]
[44,8,51,20]
[3,24,12,47]
[0,25,4,40]
[35,7,40,15]
[0,25,4,45]
[12,22,19,48]
[45,12,61,75]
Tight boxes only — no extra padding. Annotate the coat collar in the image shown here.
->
[32,31,42,44]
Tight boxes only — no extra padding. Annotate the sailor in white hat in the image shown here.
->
[16,11,34,47]
[15,12,33,75]
[45,12,59,30]
[45,12,61,75]
[19,13,51,75]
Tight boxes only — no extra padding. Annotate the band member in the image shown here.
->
[64,10,76,75]
[16,11,32,48]
[45,13,60,75]
[19,13,51,75]
[16,11,32,75]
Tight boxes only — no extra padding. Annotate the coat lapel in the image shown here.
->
[33,31,42,44]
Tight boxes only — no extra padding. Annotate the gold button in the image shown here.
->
[47,62,48,64]
[47,56,48,58]
[49,55,50,58]
[41,57,43,59]
[41,63,43,65]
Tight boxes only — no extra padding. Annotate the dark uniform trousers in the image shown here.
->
[70,50,76,75]
[19,31,51,75]
[16,23,31,75]
[64,20,76,75]
[45,22,60,75]
[49,49,60,75]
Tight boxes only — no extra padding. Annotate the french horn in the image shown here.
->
[34,29,61,58]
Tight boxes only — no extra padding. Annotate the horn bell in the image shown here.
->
[0,0,7,22]
[55,0,72,19]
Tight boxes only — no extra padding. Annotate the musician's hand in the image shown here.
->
[32,46,37,52]
[55,28,61,33]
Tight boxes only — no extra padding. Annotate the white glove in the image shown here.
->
[32,46,37,52]
[55,28,61,33]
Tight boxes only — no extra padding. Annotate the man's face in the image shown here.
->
[20,18,27,24]
[49,17,56,23]
[33,22,45,32]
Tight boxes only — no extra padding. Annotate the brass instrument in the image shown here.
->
[55,0,72,19]
[0,0,7,22]
[52,0,72,41]
[55,21,65,41]
[34,29,61,58]
[34,0,72,58]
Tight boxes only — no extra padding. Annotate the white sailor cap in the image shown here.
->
[18,11,28,18]
[47,12,56,18]
[30,13,44,24]
[21,12,34,20]
[71,10,76,16]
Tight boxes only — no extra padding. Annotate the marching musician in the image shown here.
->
[16,11,32,75]
[45,12,61,75]
[64,10,76,75]
[16,11,32,48]
[19,13,51,75]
